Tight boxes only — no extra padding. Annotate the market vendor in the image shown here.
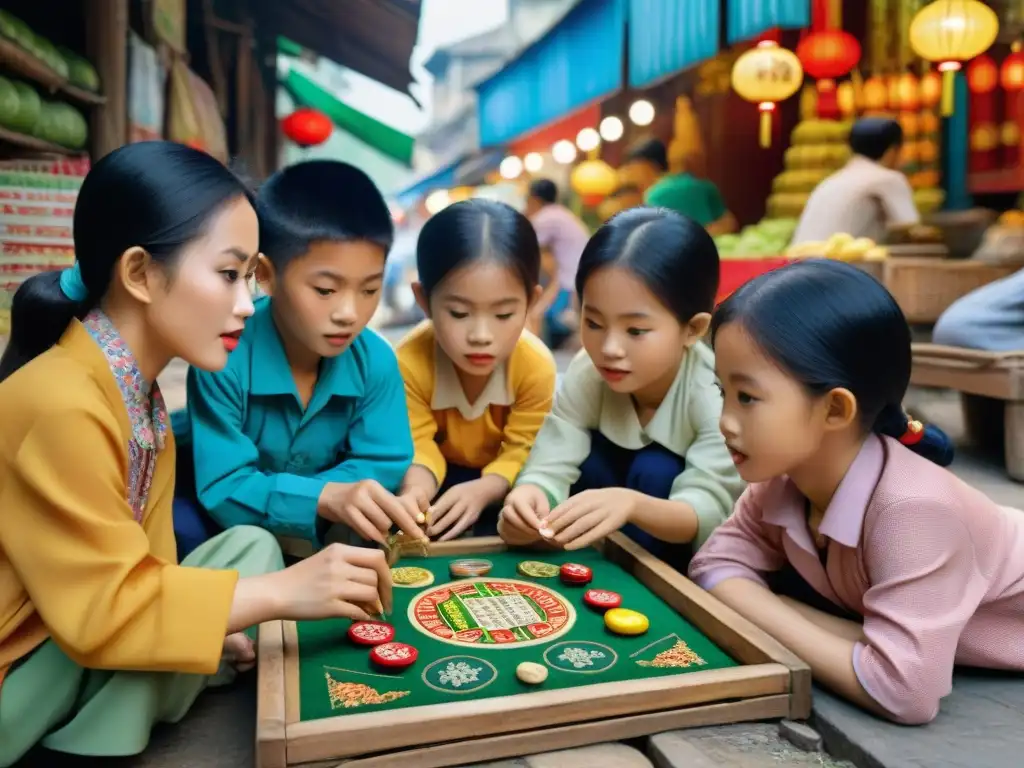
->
[791,117,920,246]
[932,267,1024,351]
[525,179,589,348]
[621,139,737,236]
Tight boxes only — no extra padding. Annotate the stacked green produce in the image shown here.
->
[714,218,799,259]
[766,119,853,220]
[0,10,98,150]
[0,75,88,149]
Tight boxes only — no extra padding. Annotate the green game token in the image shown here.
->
[517,560,560,578]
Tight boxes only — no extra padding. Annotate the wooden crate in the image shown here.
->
[910,343,1024,481]
[884,258,1018,324]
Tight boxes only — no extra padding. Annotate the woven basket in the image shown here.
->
[924,208,998,259]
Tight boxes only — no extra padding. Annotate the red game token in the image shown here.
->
[559,562,593,585]
[369,642,419,669]
[347,621,395,646]
[583,589,622,611]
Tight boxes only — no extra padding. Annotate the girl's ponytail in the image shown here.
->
[873,401,955,467]
[0,268,91,384]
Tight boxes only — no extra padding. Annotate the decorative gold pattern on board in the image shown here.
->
[325,670,410,710]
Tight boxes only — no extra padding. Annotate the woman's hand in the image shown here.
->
[229,543,393,632]
[428,475,509,541]
[499,484,550,545]
[543,488,638,550]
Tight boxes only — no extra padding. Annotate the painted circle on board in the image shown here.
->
[543,641,618,674]
[421,655,498,694]
[407,578,576,648]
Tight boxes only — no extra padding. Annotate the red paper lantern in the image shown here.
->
[796,30,862,79]
[1001,45,1024,169]
[796,30,861,120]
[281,108,333,147]
[967,54,999,94]
[1001,48,1024,91]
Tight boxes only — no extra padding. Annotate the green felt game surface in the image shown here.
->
[296,547,738,722]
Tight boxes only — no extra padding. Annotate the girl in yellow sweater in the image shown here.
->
[0,142,392,765]
[397,199,557,540]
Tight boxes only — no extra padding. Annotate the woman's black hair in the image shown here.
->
[257,160,394,269]
[0,141,252,384]
[575,207,719,324]
[416,198,541,299]
[710,258,954,466]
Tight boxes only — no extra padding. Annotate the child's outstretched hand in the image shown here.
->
[499,484,550,545]
[428,475,508,541]
[542,488,637,550]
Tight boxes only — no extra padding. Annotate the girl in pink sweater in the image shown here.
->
[689,258,1024,725]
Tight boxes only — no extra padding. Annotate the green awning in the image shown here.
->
[282,69,414,167]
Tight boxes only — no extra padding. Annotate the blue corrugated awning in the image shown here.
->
[475,0,626,148]
[727,0,810,44]
[628,0,721,88]
[393,156,465,209]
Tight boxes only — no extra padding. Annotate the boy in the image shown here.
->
[173,161,426,557]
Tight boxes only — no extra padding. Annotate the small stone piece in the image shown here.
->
[778,719,823,752]
[516,661,549,685]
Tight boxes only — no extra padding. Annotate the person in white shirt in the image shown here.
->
[791,118,920,246]
[499,208,745,569]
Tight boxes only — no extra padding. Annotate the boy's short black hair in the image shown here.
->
[528,178,558,204]
[625,138,669,172]
[256,160,394,268]
[849,118,904,161]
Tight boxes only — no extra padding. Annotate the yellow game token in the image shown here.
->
[390,566,434,588]
[604,608,649,636]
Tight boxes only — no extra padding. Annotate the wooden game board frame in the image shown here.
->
[255,533,811,768]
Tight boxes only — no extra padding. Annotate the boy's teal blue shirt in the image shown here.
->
[180,297,413,542]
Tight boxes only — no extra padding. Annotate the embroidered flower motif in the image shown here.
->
[83,310,169,522]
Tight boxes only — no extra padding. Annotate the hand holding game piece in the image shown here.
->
[267,543,393,621]
[428,475,508,541]
[500,484,551,544]
[319,479,428,545]
[543,488,638,550]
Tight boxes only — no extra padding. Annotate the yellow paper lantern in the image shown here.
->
[909,0,999,116]
[570,159,618,205]
[731,41,804,148]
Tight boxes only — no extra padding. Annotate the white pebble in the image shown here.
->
[516,661,548,685]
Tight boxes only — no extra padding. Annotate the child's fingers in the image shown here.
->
[438,509,477,542]
[509,496,543,531]
[562,513,613,550]
[346,508,387,544]
[372,486,427,541]
[428,502,464,536]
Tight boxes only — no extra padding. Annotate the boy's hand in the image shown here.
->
[319,480,427,544]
